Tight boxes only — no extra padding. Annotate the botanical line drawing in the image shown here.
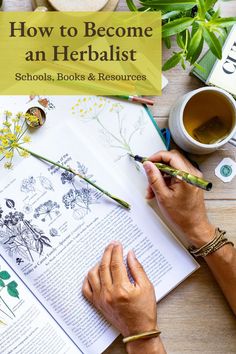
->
[61,162,100,220]
[0,200,52,263]
[20,176,37,194]
[21,175,54,195]
[34,200,60,222]
[0,268,19,324]
[49,228,60,237]
[37,175,54,192]
[72,97,147,162]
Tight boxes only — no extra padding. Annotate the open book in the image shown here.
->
[0,96,199,354]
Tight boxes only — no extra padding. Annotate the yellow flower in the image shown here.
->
[3,121,11,128]
[1,139,9,147]
[4,111,12,117]
[0,146,4,153]
[4,162,13,169]
[19,150,30,158]
[23,135,31,143]
[15,125,22,133]
[4,150,13,159]
[6,133,17,141]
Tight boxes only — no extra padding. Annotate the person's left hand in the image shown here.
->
[82,241,157,337]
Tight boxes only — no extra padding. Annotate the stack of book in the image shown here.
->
[192,25,236,98]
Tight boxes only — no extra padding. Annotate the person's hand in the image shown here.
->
[82,242,165,354]
[143,150,215,248]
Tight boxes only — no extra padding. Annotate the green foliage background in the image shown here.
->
[126,0,236,70]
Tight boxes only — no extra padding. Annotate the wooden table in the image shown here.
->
[105,1,236,353]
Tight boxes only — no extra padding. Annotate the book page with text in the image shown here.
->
[0,254,81,354]
[0,124,198,354]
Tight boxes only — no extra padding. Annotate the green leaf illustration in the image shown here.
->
[0,279,5,288]
[162,17,194,38]
[0,271,11,280]
[7,281,19,299]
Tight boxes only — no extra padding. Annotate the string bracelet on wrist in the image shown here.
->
[189,228,234,258]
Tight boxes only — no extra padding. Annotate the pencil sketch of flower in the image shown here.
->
[34,200,60,222]
[21,177,36,194]
[72,97,147,163]
[37,175,54,192]
[0,208,52,263]
[0,268,20,323]
[71,96,107,120]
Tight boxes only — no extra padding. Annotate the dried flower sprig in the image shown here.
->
[0,111,38,169]
[0,112,130,210]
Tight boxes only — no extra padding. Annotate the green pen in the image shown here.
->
[129,154,213,191]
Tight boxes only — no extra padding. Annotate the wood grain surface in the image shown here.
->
[104,1,236,353]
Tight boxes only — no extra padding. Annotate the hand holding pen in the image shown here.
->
[129,152,212,191]
[136,149,215,247]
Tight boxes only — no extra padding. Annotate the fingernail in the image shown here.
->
[143,161,152,173]
[130,250,136,258]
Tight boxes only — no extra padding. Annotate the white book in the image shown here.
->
[0,96,198,354]
[207,25,236,97]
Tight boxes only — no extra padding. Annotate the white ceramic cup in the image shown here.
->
[169,87,236,154]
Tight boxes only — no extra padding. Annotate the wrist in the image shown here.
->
[126,337,165,354]
[188,222,215,248]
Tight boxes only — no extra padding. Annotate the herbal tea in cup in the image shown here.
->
[169,87,236,154]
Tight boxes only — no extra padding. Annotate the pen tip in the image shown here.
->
[128,153,135,158]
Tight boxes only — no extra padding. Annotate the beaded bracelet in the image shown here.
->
[189,228,234,258]
[123,329,161,344]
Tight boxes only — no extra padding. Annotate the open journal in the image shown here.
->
[0,96,199,354]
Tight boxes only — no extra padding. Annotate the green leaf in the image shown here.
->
[205,0,217,11]
[196,0,206,19]
[210,17,236,28]
[162,11,181,20]
[163,36,172,49]
[190,37,204,64]
[140,0,196,11]
[0,279,5,287]
[162,17,194,38]
[211,8,221,21]
[187,27,202,60]
[202,26,222,59]
[0,271,10,280]
[126,0,138,11]
[7,281,19,298]
[162,52,182,71]
[176,32,185,49]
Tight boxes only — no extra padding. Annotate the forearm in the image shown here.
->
[204,243,236,315]
[126,337,167,354]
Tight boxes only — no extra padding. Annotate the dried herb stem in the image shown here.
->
[17,146,131,210]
